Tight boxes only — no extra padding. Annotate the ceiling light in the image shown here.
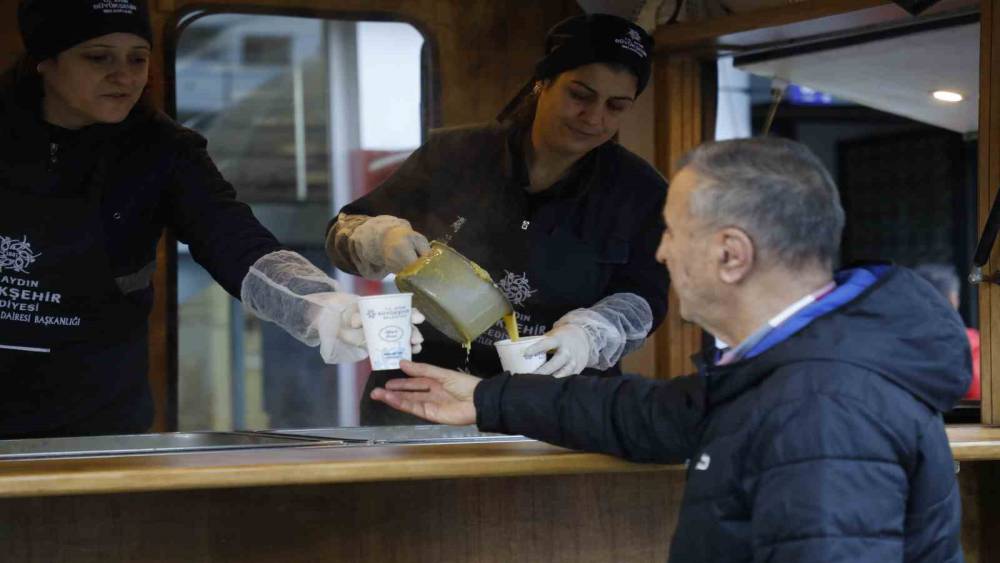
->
[932,90,964,103]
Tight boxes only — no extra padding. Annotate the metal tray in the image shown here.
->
[259,425,531,445]
[0,431,333,461]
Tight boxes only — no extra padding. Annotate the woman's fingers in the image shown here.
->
[534,350,569,376]
[524,337,557,357]
[411,308,426,325]
[338,326,365,348]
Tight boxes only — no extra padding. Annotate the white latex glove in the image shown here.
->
[315,298,369,364]
[382,225,431,274]
[524,324,592,378]
[241,251,429,365]
[332,305,426,359]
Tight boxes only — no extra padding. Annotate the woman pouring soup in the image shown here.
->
[0,0,422,438]
[326,14,669,425]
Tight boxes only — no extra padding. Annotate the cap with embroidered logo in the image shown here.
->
[535,13,653,96]
[497,13,653,122]
[18,0,153,61]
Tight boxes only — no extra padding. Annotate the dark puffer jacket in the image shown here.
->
[475,265,969,562]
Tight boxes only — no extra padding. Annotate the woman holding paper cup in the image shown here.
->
[326,14,669,424]
[0,0,422,438]
[355,293,419,371]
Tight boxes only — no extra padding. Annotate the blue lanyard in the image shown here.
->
[718,281,836,365]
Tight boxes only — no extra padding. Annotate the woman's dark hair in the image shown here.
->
[502,82,541,129]
[2,55,43,106]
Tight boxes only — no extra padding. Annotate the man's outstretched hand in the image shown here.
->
[370,360,481,425]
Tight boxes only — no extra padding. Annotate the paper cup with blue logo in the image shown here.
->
[357,293,413,371]
[494,336,547,374]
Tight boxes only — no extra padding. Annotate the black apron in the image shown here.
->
[0,173,152,436]
[360,170,627,425]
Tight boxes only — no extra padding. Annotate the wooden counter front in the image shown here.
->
[0,440,679,499]
[3,427,1000,562]
[0,441,685,562]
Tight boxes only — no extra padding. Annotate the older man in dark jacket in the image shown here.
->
[371,137,970,563]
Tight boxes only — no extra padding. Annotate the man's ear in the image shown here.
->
[717,227,754,284]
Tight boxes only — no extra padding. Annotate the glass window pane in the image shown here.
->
[175,14,426,430]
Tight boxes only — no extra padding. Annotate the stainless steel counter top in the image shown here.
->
[0,425,530,461]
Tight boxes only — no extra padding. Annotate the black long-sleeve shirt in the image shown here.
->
[0,70,282,436]
[327,121,669,378]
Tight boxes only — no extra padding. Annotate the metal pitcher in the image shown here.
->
[395,241,512,345]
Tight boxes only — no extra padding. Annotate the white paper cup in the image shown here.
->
[494,336,547,374]
[358,293,413,371]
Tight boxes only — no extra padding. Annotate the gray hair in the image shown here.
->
[677,137,845,269]
[913,263,960,299]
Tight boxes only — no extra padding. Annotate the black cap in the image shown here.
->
[18,0,153,61]
[536,14,653,96]
[497,14,653,123]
